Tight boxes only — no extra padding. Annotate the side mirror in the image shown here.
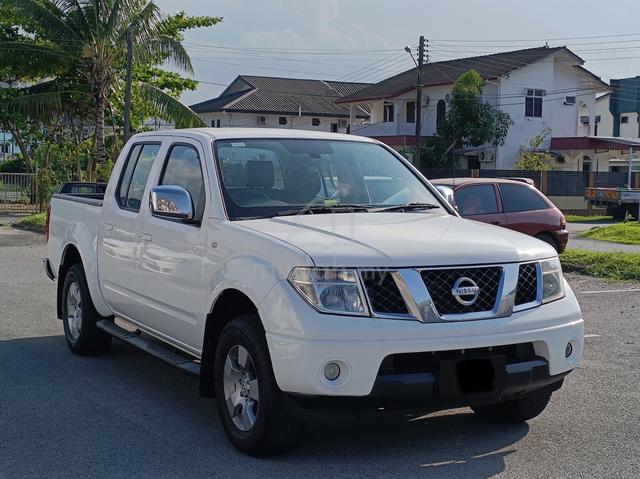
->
[434,185,456,209]
[149,185,194,221]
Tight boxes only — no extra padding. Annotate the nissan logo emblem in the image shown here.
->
[451,277,480,306]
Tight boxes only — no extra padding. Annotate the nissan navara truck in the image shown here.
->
[44,128,584,456]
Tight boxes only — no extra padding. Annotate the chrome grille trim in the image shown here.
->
[359,261,543,322]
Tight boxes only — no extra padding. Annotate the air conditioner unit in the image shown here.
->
[479,151,494,163]
[257,116,267,125]
[338,119,348,128]
[564,96,576,105]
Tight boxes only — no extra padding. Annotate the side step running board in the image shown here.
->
[97,320,201,376]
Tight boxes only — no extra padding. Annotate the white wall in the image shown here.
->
[619,112,639,138]
[197,112,352,133]
[494,52,598,169]
[595,95,614,137]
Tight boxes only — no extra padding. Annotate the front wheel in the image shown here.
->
[213,315,296,456]
[61,263,112,356]
[472,391,552,423]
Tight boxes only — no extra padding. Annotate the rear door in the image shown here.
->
[498,183,553,236]
[99,142,161,319]
[136,140,209,351]
[454,183,507,226]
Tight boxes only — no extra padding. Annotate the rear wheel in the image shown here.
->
[472,391,552,423]
[535,233,559,253]
[62,263,112,356]
[213,315,295,456]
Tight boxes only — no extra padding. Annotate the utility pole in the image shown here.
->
[415,36,426,166]
[123,26,133,143]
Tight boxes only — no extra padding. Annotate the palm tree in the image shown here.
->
[0,0,204,179]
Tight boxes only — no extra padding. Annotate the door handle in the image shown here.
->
[139,233,152,242]
[103,222,113,231]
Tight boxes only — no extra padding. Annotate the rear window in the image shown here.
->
[117,143,160,212]
[500,183,549,212]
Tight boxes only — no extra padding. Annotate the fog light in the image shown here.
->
[324,362,341,381]
[565,342,573,358]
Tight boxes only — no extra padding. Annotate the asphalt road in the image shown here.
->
[1,229,639,478]
[566,222,640,253]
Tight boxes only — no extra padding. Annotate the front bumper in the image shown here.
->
[284,349,568,419]
[261,279,584,397]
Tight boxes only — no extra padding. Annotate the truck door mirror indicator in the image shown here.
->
[150,185,194,221]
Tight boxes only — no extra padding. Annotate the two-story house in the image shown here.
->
[190,75,371,133]
[337,46,609,169]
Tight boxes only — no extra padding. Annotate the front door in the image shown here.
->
[99,142,161,319]
[454,183,508,226]
[136,141,208,352]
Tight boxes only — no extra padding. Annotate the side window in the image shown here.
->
[455,184,498,216]
[117,143,160,212]
[500,183,549,212]
[160,145,205,220]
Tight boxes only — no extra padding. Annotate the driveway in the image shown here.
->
[1,229,639,478]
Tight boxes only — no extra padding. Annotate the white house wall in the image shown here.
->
[198,112,351,133]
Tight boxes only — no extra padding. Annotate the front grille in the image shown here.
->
[421,267,502,315]
[361,271,408,315]
[515,263,538,305]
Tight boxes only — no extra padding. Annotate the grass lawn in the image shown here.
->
[561,249,640,281]
[14,212,46,233]
[581,222,640,245]
[564,214,614,223]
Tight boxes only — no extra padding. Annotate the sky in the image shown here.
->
[154,0,640,106]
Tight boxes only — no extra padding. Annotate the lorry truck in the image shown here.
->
[585,186,640,220]
[44,128,584,456]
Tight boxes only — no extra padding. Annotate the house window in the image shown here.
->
[436,99,446,130]
[312,118,321,127]
[210,119,221,127]
[383,102,395,122]
[279,116,288,125]
[525,89,544,118]
[406,101,416,123]
[330,123,338,133]
[621,116,629,124]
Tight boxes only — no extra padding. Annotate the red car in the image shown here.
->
[431,177,568,253]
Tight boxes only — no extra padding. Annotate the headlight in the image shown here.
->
[540,257,565,304]
[288,268,368,315]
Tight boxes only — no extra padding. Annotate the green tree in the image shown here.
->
[515,128,556,172]
[0,0,215,179]
[438,69,512,164]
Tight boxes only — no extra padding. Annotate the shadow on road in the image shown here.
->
[1,335,529,479]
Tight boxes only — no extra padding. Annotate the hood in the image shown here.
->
[239,213,556,268]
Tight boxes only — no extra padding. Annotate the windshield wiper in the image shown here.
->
[276,204,370,217]
[372,202,441,213]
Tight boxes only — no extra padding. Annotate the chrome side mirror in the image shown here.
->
[434,185,456,209]
[150,185,194,221]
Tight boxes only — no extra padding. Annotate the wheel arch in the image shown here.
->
[56,244,84,319]
[199,288,262,397]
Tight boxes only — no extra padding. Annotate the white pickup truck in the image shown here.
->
[45,128,584,456]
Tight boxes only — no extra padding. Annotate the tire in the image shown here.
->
[61,263,112,356]
[213,315,295,456]
[535,233,559,253]
[472,391,552,423]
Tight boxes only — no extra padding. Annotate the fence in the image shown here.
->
[420,168,640,213]
[420,168,640,197]
[0,173,38,213]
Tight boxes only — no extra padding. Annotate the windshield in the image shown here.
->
[213,139,445,220]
